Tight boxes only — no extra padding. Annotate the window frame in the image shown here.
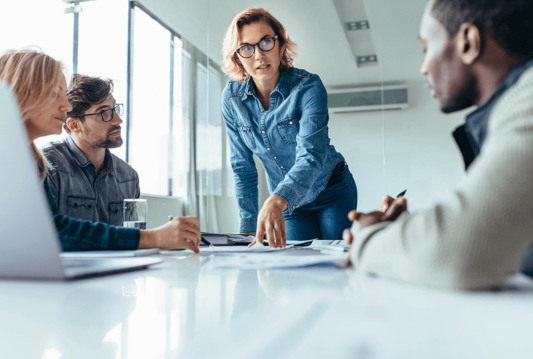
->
[66,0,226,199]
[127,2,185,197]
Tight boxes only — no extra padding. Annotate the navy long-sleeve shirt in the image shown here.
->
[44,178,140,251]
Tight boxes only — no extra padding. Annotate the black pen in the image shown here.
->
[168,216,213,247]
[396,189,407,198]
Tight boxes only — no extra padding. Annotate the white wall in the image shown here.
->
[329,82,471,213]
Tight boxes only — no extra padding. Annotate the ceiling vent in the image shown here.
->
[328,85,408,114]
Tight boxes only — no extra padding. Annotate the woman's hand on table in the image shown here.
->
[249,195,288,248]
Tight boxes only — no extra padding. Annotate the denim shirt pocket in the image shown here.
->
[237,124,256,149]
[276,115,300,145]
[108,201,124,226]
[67,196,96,220]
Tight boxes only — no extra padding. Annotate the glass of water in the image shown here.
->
[123,199,147,229]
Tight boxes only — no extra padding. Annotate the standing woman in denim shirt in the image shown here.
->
[221,8,357,247]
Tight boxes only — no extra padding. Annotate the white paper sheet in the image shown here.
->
[160,244,294,256]
[213,253,348,270]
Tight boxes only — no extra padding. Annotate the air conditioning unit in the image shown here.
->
[328,85,408,114]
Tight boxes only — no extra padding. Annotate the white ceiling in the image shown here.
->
[140,0,428,88]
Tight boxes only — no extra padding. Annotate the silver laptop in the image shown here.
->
[0,82,162,280]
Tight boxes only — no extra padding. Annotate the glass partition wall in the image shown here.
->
[330,0,468,213]
[204,0,468,224]
[0,0,478,356]
[0,0,467,229]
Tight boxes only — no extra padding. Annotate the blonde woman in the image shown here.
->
[0,49,201,252]
[222,9,357,247]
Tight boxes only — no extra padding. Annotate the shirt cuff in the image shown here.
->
[239,220,257,234]
[273,185,299,215]
[349,221,391,266]
[114,227,141,250]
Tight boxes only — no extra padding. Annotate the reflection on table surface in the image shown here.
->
[1,248,532,359]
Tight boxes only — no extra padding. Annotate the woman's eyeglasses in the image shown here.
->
[70,103,124,123]
[236,35,278,58]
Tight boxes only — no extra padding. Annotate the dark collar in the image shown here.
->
[454,53,533,170]
[65,135,91,167]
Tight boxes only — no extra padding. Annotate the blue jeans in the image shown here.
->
[283,166,357,241]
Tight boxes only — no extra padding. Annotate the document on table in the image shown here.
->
[213,253,348,270]
[310,239,350,252]
[60,248,160,259]
[160,244,294,256]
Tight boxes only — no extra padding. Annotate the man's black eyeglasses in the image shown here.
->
[70,103,124,123]
[236,35,278,58]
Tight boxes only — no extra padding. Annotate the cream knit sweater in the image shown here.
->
[350,67,533,290]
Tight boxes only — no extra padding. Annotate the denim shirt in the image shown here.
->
[222,68,345,233]
[43,136,140,226]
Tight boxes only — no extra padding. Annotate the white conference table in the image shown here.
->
[1,248,533,359]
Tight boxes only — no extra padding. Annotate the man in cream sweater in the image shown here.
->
[346,0,533,290]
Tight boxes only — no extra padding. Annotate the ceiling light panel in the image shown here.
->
[345,21,370,31]
[333,0,378,69]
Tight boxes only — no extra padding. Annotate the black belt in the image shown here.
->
[326,161,345,188]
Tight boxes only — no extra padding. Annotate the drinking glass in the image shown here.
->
[123,199,147,229]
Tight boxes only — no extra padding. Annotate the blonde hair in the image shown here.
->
[0,49,65,181]
[222,8,299,83]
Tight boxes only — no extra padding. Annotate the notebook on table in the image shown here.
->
[201,233,313,247]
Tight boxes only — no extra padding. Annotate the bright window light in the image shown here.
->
[130,8,171,196]
[77,0,129,161]
[0,0,74,150]
[172,40,190,198]
[196,64,223,196]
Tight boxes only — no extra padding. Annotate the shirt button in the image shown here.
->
[262,131,265,134]
[281,166,284,169]
[274,157,277,159]
[267,148,270,151]
[240,127,243,130]
[289,121,293,125]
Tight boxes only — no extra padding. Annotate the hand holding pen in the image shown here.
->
[169,216,215,249]
[343,189,409,244]
[379,189,407,213]
[343,190,408,267]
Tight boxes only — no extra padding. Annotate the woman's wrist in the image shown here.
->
[267,195,288,211]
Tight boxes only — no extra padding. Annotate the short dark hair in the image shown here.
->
[431,0,533,59]
[64,74,114,133]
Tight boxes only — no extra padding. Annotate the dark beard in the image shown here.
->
[95,126,123,149]
[440,81,479,114]
[96,136,123,149]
